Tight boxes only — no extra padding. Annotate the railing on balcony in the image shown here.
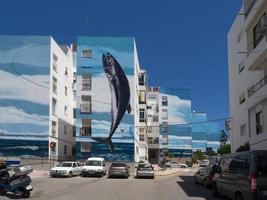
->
[248,75,267,97]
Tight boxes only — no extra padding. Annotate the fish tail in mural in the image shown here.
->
[95,52,131,152]
[91,137,114,152]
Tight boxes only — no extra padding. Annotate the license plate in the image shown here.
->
[114,171,121,174]
[88,171,95,174]
[26,185,33,190]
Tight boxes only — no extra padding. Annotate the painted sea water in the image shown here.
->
[0,139,134,161]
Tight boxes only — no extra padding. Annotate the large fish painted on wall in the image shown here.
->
[92,53,131,152]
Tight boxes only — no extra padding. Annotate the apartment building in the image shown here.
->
[0,35,76,161]
[228,0,267,152]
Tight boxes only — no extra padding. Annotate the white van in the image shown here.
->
[199,159,209,167]
[81,157,106,177]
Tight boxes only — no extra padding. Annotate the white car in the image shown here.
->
[50,161,83,177]
[81,157,106,177]
[166,161,188,168]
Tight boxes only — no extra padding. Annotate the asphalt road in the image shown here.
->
[2,171,223,200]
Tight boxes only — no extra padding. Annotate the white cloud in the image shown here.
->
[167,135,192,140]
[0,107,48,125]
[0,70,49,105]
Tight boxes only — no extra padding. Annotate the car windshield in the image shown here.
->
[138,164,152,169]
[58,162,72,167]
[111,163,125,167]
[85,160,101,166]
[257,155,267,176]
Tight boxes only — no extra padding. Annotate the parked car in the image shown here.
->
[199,159,209,167]
[213,150,267,200]
[166,161,188,168]
[108,162,130,178]
[50,161,83,177]
[194,164,220,188]
[81,157,106,177]
[166,161,181,168]
[136,163,154,179]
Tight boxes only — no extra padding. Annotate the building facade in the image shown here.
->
[228,0,267,152]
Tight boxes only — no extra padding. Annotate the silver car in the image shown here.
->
[136,163,154,179]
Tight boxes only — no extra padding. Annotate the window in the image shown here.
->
[64,125,67,135]
[65,86,68,96]
[162,109,168,120]
[80,119,91,136]
[153,116,159,122]
[256,111,263,135]
[147,126,152,133]
[64,67,68,76]
[64,105,68,115]
[147,137,153,144]
[73,126,76,137]
[52,98,57,115]
[239,93,246,105]
[82,74,92,91]
[139,91,146,104]
[73,108,76,119]
[139,109,145,122]
[229,155,250,175]
[238,61,245,74]
[138,73,145,86]
[52,77,57,94]
[80,95,92,113]
[162,96,168,106]
[139,134,145,142]
[72,147,76,156]
[154,137,159,144]
[64,145,67,155]
[253,14,266,49]
[53,53,58,72]
[82,50,92,58]
[240,124,247,136]
[147,106,152,110]
[162,122,168,132]
[139,127,145,133]
[52,121,56,136]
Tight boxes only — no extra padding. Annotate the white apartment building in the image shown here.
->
[228,0,267,152]
[49,39,76,161]
[147,87,160,164]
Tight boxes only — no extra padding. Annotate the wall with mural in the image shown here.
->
[0,36,51,157]
[159,89,192,157]
[76,37,135,161]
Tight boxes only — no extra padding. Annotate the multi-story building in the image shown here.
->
[75,37,142,161]
[146,87,160,164]
[228,0,267,152]
[0,35,76,161]
[192,112,208,152]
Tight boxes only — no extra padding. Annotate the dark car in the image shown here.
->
[108,162,130,178]
[213,150,267,200]
[136,163,154,179]
[194,164,219,188]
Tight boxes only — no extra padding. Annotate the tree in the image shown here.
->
[168,153,174,160]
[217,144,231,155]
[192,150,205,163]
[236,142,250,152]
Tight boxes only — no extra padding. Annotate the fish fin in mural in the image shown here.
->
[91,137,114,152]
[127,104,131,114]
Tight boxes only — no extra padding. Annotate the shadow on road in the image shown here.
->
[177,176,223,200]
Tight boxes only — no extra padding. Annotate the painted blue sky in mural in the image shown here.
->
[0,36,50,140]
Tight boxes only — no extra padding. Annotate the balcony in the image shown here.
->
[248,75,267,97]
[246,37,267,71]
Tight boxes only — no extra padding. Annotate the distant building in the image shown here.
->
[228,0,267,152]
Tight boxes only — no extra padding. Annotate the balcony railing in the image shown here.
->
[248,75,267,97]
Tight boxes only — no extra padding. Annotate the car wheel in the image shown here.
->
[166,165,171,168]
[68,171,73,177]
[235,192,244,200]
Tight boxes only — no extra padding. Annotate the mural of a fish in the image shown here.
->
[92,53,131,152]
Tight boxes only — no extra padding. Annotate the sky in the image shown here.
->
[0,0,242,120]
